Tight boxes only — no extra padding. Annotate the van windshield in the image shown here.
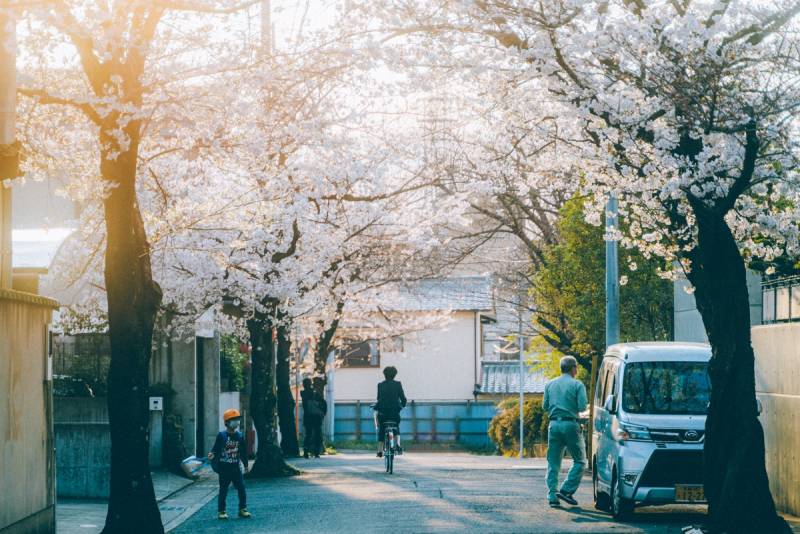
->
[621,361,710,415]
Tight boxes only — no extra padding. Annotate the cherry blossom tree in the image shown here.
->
[17,2,258,530]
[358,0,800,530]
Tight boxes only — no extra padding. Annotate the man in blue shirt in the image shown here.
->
[543,356,589,507]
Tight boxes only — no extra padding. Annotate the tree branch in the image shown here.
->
[17,87,101,124]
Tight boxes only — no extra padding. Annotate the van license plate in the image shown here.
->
[675,484,705,502]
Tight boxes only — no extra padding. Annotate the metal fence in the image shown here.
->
[51,333,111,396]
[332,400,498,446]
[762,276,800,324]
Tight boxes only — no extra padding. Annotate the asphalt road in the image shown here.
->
[173,451,710,533]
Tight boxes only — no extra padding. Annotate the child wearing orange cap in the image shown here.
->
[208,408,251,519]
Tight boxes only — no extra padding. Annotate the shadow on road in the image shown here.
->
[561,504,706,529]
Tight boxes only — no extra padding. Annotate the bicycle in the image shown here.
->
[382,421,399,474]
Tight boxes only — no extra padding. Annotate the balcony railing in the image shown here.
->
[762,275,800,324]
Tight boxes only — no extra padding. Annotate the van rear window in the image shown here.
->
[622,362,710,415]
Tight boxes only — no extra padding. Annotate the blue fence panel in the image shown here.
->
[332,400,499,445]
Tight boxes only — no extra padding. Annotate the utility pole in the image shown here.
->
[518,292,525,459]
[605,193,620,348]
[0,12,16,289]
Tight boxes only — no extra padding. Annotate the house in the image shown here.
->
[0,266,58,534]
[328,276,547,446]
[478,361,546,401]
[10,183,235,498]
[674,271,800,517]
[1,68,59,534]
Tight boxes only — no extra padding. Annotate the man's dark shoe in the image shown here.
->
[549,500,561,508]
[556,491,578,506]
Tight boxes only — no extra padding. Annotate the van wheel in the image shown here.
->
[610,471,634,520]
[593,462,610,511]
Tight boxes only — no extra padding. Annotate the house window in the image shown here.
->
[382,336,404,353]
[339,339,380,368]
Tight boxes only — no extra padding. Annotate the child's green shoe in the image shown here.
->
[217,511,229,520]
[238,508,252,518]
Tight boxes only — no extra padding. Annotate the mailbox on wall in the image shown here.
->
[149,396,163,411]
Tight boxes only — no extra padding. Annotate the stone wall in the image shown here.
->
[752,323,800,517]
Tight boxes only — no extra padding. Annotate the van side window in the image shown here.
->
[603,363,616,402]
[595,361,608,405]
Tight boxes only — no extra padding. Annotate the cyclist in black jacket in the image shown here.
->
[374,366,407,457]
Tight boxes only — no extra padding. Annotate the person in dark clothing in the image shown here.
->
[301,378,328,458]
[374,366,407,457]
[208,409,251,520]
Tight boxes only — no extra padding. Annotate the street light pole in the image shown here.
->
[605,193,620,348]
[518,298,524,459]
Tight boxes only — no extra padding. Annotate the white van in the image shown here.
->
[591,342,711,519]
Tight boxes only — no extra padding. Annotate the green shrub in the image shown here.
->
[488,397,549,456]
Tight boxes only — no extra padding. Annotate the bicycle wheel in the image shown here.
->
[387,450,394,474]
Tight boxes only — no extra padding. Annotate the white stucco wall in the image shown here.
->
[752,323,800,517]
[333,311,481,402]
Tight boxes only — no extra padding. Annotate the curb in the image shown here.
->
[162,472,218,533]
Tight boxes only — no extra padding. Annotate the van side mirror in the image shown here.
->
[756,398,763,416]
[603,394,616,414]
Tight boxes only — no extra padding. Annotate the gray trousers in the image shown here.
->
[546,420,587,501]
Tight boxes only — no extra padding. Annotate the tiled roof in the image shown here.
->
[480,360,548,394]
[368,276,495,312]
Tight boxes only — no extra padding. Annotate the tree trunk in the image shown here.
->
[686,209,789,534]
[101,140,164,533]
[246,315,298,477]
[276,322,299,457]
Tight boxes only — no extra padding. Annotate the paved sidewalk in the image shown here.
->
[56,468,218,534]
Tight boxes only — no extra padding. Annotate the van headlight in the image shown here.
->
[616,423,651,442]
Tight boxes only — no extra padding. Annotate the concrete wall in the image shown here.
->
[752,323,800,517]
[54,396,108,422]
[199,333,221,456]
[53,397,110,498]
[54,423,111,498]
[151,331,223,456]
[164,337,197,455]
[333,311,481,402]
[674,269,762,342]
[0,291,56,533]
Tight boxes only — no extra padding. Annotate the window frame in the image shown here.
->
[338,338,381,368]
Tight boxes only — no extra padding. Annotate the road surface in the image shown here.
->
[172,451,716,533]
